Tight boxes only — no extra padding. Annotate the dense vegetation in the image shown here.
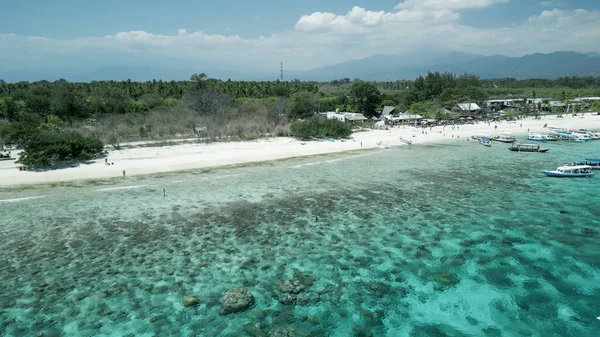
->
[19,130,103,168]
[290,117,353,140]
[1,73,600,163]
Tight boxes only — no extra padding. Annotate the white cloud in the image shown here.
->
[1,2,600,74]
[540,0,566,7]
[395,0,509,10]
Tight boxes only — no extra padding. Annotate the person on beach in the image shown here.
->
[163,188,166,197]
[122,170,126,177]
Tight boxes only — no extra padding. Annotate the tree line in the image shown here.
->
[1,73,600,168]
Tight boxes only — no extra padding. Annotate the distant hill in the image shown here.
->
[288,51,600,81]
[2,51,600,82]
[285,51,484,81]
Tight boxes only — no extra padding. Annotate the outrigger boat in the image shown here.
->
[542,165,594,178]
[509,143,549,153]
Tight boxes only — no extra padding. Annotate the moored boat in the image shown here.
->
[528,133,546,141]
[572,157,600,169]
[509,143,549,153]
[492,132,517,143]
[542,165,594,178]
[479,136,491,147]
[571,132,593,142]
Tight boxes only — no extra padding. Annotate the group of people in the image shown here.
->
[105,158,125,177]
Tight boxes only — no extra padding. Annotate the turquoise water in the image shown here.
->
[1,138,600,337]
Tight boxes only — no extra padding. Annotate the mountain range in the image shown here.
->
[286,51,600,81]
[2,51,600,82]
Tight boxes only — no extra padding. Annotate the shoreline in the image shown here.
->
[1,114,599,188]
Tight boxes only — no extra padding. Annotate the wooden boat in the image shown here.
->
[542,165,594,178]
[509,143,549,153]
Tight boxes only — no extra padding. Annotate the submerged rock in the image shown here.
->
[220,288,254,314]
[352,325,374,337]
[182,295,199,307]
[434,272,459,289]
[270,326,296,337]
[279,280,304,294]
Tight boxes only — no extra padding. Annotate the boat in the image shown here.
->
[544,134,559,141]
[571,132,593,142]
[542,165,594,178]
[509,143,549,153]
[587,131,600,140]
[572,157,600,169]
[492,132,517,143]
[479,136,491,147]
[528,133,546,141]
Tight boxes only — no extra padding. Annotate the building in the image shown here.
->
[379,106,396,120]
[324,111,368,123]
[385,113,423,125]
[455,103,481,117]
[571,97,600,103]
[485,99,523,109]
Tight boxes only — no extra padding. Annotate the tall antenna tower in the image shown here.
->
[280,62,284,81]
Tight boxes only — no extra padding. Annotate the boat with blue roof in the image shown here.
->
[542,165,594,178]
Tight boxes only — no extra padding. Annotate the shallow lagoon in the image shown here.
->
[1,139,600,336]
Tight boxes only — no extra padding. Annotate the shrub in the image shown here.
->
[18,131,104,168]
[290,117,352,140]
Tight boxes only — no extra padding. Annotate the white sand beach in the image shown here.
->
[1,114,599,186]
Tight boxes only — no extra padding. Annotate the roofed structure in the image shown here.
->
[457,103,481,111]
[380,106,395,119]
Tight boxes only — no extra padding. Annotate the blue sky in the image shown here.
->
[2,0,599,37]
[1,0,600,76]
[2,0,397,38]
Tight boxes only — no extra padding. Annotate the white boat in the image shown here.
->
[587,131,600,140]
[492,132,517,143]
[542,165,594,178]
[571,132,593,142]
[528,133,546,141]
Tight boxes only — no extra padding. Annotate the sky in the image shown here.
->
[1,0,600,76]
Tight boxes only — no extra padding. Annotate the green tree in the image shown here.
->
[286,90,316,120]
[290,117,352,140]
[190,73,208,89]
[409,101,434,118]
[0,97,21,121]
[19,130,104,168]
[350,82,381,118]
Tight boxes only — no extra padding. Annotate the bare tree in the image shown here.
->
[183,88,234,116]
[102,115,130,149]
